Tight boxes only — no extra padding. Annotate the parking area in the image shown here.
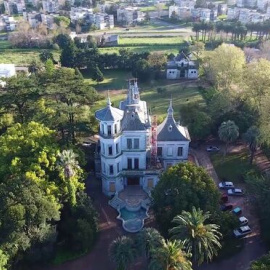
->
[192,144,267,270]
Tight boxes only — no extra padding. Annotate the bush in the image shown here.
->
[156,87,167,95]
[52,43,60,50]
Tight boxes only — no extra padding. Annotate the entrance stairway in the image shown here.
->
[109,195,125,210]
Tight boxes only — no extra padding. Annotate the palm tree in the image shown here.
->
[109,236,136,270]
[58,149,80,207]
[169,207,222,265]
[149,239,192,270]
[243,126,260,165]
[218,120,239,156]
[135,227,163,259]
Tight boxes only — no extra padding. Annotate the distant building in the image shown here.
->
[89,13,114,30]
[169,6,192,20]
[42,0,59,13]
[173,0,196,8]
[4,0,25,15]
[166,52,198,80]
[99,34,119,46]
[117,6,144,25]
[0,64,16,87]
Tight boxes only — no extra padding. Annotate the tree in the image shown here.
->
[218,120,239,156]
[0,177,60,265]
[152,162,220,235]
[109,236,136,270]
[170,207,222,265]
[0,74,40,123]
[57,149,81,207]
[28,59,44,74]
[249,252,270,270]
[204,44,245,91]
[149,239,192,270]
[39,50,54,63]
[135,228,163,259]
[45,59,55,75]
[57,191,98,253]
[179,101,212,140]
[243,126,260,164]
[132,59,151,82]
[91,65,104,82]
[0,250,8,270]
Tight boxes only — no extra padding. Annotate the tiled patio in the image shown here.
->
[119,186,148,206]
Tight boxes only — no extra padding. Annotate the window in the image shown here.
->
[177,147,183,156]
[101,124,104,134]
[127,158,132,169]
[109,165,114,175]
[102,162,105,173]
[127,138,132,149]
[134,138,139,149]
[108,125,111,136]
[157,147,163,156]
[167,147,173,156]
[102,143,105,154]
[116,143,119,154]
[108,146,113,156]
[134,158,139,169]
[114,124,117,134]
[117,163,120,173]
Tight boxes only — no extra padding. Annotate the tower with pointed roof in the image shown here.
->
[95,80,190,196]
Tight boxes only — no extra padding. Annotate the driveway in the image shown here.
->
[191,145,267,270]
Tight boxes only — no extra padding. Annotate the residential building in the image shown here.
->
[166,52,198,80]
[169,5,192,19]
[70,7,93,23]
[117,6,144,25]
[173,0,196,8]
[95,79,190,196]
[42,0,59,13]
[4,0,25,15]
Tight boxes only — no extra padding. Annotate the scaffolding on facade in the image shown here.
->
[150,115,157,167]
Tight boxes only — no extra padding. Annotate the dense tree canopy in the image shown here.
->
[152,162,220,235]
[249,252,270,270]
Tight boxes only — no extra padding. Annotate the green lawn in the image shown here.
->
[119,36,183,46]
[99,45,180,55]
[86,69,204,119]
[0,40,60,65]
[210,151,260,183]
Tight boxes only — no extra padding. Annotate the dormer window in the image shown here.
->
[131,112,135,118]
[134,94,138,99]
[168,124,173,132]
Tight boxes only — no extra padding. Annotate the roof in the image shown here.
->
[157,100,190,142]
[121,106,147,131]
[174,51,190,62]
[157,115,190,142]
[95,99,124,122]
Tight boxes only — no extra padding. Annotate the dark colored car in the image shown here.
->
[220,193,229,203]
[220,203,233,211]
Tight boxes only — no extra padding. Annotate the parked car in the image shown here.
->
[232,207,242,215]
[220,203,233,211]
[220,193,229,203]
[219,182,234,189]
[239,216,248,226]
[206,146,220,152]
[228,188,244,196]
[233,225,252,238]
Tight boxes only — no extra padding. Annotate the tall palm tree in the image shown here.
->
[149,239,192,270]
[58,149,80,207]
[109,236,136,270]
[243,126,260,165]
[169,207,222,265]
[135,227,163,259]
[218,120,239,156]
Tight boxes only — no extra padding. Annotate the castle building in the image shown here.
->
[95,80,190,196]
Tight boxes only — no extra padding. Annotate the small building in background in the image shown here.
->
[166,52,198,80]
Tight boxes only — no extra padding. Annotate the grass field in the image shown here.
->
[87,69,204,119]
[0,40,60,65]
[119,36,183,45]
[210,151,260,183]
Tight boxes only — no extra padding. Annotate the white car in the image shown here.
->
[239,216,248,226]
[228,188,244,196]
[219,182,234,189]
[234,226,252,238]
[206,146,220,152]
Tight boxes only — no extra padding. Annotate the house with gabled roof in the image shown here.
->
[166,51,198,80]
